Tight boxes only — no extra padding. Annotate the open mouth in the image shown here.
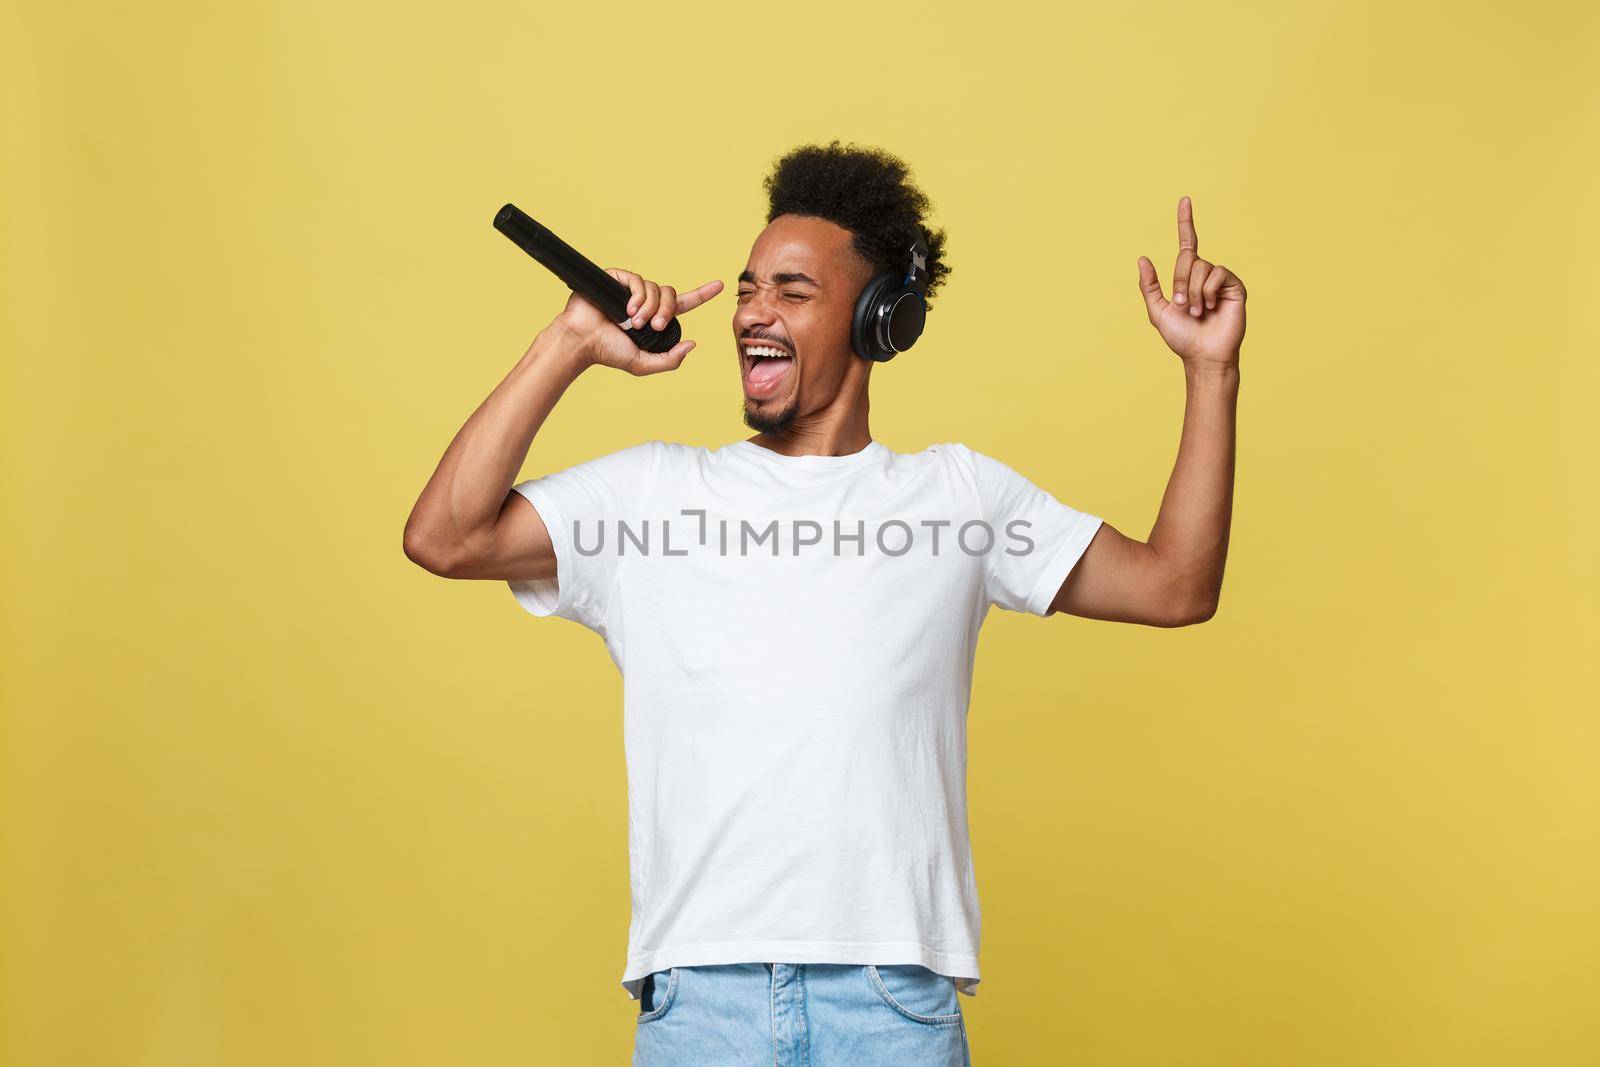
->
[741,341,794,400]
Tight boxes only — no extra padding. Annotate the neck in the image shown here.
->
[749,361,872,457]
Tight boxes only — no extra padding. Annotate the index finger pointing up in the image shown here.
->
[1172,195,1198,304]
[1177,195,1198,253]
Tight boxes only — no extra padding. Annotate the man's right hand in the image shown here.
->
[553,269,725,376]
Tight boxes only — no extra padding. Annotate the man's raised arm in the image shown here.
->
[401,270,723,581]
[1051,196,1246,627]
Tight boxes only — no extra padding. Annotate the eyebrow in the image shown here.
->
[737,270,821,287]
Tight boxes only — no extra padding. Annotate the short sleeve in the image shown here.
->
[961,445,1104,616]
[506,441,661,631]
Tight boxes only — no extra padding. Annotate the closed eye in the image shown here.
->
[736,289,810,302]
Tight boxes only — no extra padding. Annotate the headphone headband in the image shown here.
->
[904,234,930,294]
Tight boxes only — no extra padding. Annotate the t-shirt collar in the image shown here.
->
[730,438,890,470]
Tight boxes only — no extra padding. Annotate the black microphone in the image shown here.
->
[493,203,682,354]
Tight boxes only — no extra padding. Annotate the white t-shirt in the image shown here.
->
[506,438,1103,1000]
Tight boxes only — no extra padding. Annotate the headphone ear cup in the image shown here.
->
[884,291,927,354]
[851,272,899,361]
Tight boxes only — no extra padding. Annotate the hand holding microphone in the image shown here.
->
[566,267,725,376]
[494,203,723,376]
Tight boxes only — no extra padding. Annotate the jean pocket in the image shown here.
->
[865,964,963,1025]
[636,968,679,1023]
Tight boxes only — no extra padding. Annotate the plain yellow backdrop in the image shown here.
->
[4,0,1596,1064]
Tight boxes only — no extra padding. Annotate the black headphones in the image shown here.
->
[850,233,931,362]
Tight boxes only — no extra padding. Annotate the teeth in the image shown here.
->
[744,345,790,359]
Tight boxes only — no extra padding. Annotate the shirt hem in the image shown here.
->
[620,939,982,1000]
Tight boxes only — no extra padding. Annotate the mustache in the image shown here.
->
[738,332,794,352]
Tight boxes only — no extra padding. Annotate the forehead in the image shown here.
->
[742,214,860,280]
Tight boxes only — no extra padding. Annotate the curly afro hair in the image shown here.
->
[762,140,951,309]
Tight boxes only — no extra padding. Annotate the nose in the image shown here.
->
[733,287,781,337]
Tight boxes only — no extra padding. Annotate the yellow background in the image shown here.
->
[4,0,1596,1063]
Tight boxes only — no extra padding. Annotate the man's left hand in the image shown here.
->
[1137,196,1247,366]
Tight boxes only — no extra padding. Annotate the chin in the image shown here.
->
[743,395,799,435]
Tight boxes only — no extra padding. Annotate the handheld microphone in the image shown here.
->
[493,203,682,354]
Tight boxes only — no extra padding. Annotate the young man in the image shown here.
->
[403,141,1245,1066]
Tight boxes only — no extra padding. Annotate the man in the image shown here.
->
[403,141,1244,1065]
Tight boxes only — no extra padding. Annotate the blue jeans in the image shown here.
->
[631,962,972,1066]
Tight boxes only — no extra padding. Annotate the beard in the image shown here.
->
[742,394,800,435]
